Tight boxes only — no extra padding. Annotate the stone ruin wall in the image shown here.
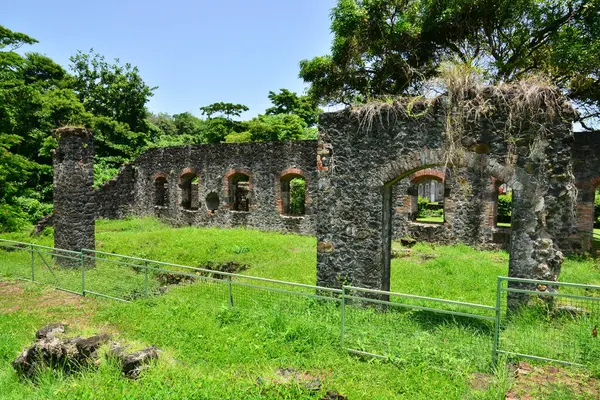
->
[95,141,318,235]
[314,90,579,301]
[53,127,95,266]
[54,91,596,303]
[91,129,600,251]
[572,132,600,251]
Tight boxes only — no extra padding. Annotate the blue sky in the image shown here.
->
[4,0,336,118]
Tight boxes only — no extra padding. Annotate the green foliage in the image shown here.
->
[199,102,249,120]
[301,0,600,125]
[94,160,120,188]
[265,89,322,126]
[289,178,306,215]
[242,113,309,142]
[498,192,513,224]
[417,196,443,219]
[69,50,156,133]
[1,220,599,398]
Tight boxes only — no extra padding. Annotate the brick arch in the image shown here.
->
[377,150,516,188]
[223,168,253,193]
[178,168,198,185]
[577,176,600,191]
[152,172,168,181]
[277,168,310,215]
[280,167,306,181]
[224,169,253,211]
[409,168,446,184]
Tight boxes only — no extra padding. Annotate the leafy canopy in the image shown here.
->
[300,0,600,128]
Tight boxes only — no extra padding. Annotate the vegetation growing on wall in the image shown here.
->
[301,0,600,131]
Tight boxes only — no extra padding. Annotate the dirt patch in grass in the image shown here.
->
[469,372,493,391]
[0,280,90,315]
[506,362,599,399]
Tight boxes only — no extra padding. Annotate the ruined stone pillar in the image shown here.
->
[53,127,95,267]
[507,122,577,309]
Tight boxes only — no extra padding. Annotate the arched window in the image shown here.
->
[280,172,306,216]
[179,171,199,210]
[154,175,168,207]
[229,173,250,211]
[408,169,446,224]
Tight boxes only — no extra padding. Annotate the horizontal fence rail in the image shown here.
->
[1,239,600,372]
[496,276,600,368]
[341,286,496,366]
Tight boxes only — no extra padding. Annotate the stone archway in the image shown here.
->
[315,87,577,309]
[378,151,516,292]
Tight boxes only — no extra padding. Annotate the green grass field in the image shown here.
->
[0,218,599,399]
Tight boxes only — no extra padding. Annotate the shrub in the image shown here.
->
[497,192,512,224]
[0,203,29,232]
[289,178,306,215]
[417,196,443,218]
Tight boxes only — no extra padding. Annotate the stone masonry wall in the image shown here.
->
[96,141,317,235]
[572,132,600,251]
[53,127,95,265]
[316,91,577,302]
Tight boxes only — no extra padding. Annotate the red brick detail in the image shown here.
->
[277,168,310,213]
[178,168,198,184]
[152,172,168,181]
[576,176,600,190]
[409,168,445,184]
[280,168,305,180]
[223,169,253,194]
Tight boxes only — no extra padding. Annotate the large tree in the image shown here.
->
[69,50,157,164]
[0,26,89,230]
[300,0,600,128]
[265,89,322,127]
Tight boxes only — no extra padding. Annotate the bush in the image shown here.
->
[497,192,512,224]
[417,196,443,218]
[289,178,306,215]
[0,203,30,232]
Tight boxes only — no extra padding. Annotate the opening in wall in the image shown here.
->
[496,183,512,228]
[412,178,445,224]
[180,173,199,210]
[206,192,220,213]
[229,174,250,211]
[280,175,306,216]
[154,176,168,207]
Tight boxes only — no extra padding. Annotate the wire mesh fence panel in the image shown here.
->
[497,277,600,368]
[30,246,83,295]
[343,287,496,371]
[0,241,33,281]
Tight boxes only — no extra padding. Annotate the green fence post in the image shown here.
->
[341,286,346,349]
[492,277,502,368]
[144,261,149,298]
[228,276,234,308]
[81,252,86,296]
[30,244,35,282]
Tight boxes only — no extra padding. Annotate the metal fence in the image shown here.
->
[1,239,599,371]
[495,276,600,369]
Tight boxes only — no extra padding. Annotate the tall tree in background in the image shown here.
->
[69,50,157,163]
[200,102,249,143]
[0,26,89,230]
[265,89,322,127]
[300,0,600,128]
